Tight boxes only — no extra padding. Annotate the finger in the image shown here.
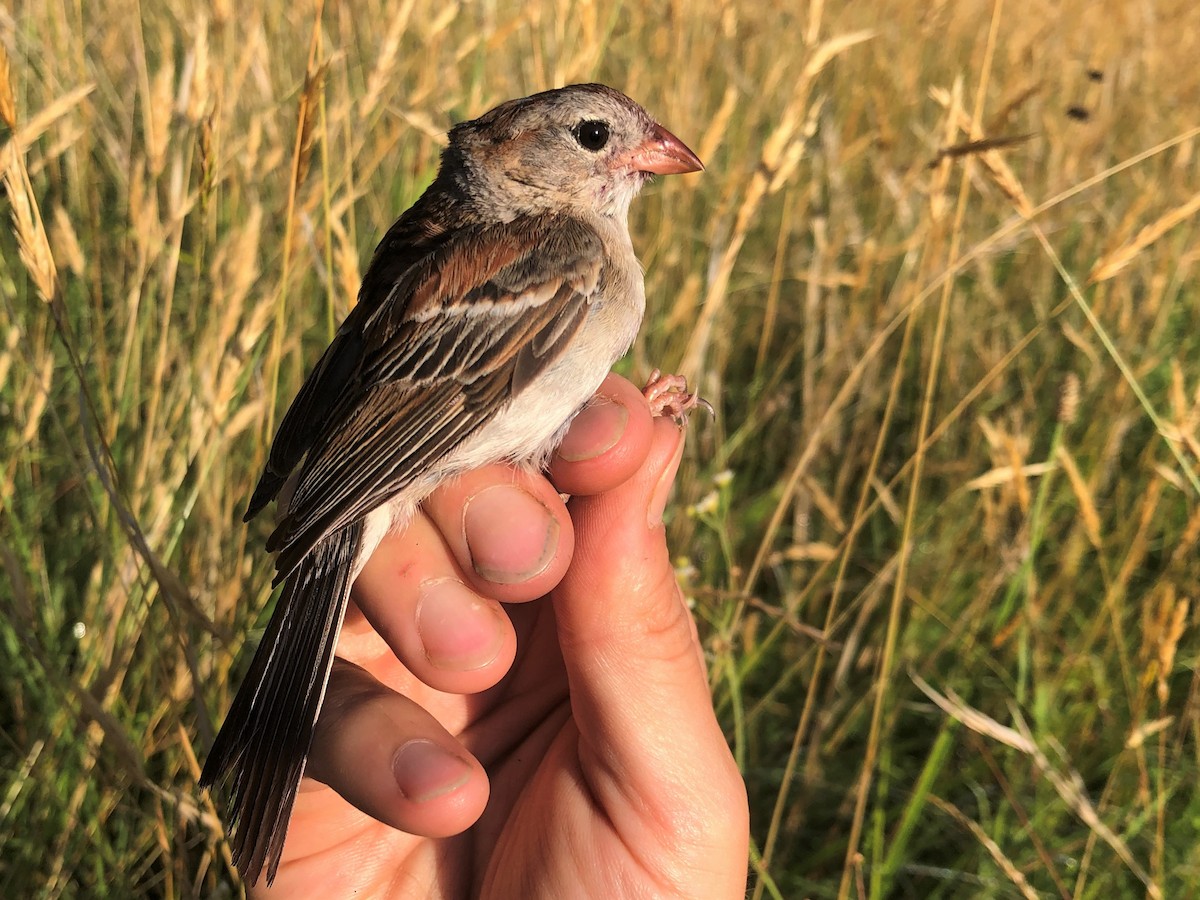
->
[421,464,575,603]
[349,513,517,696]
[547,372,654,497]
[297,659,489,843]
[554,417,748,863]
[346,375,647,692]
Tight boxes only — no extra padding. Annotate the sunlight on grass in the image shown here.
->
[3,0,1200,895]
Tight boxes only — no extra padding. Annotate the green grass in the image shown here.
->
[4,0,1200,895]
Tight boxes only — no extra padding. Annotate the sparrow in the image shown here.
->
[200,83,703,885]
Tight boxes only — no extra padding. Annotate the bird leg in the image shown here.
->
[642,369,714,424]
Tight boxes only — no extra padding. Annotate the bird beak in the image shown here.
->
[625,123,704,175]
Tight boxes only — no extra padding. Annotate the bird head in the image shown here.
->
[445,83,703,221]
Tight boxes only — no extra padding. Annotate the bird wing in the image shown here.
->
[258,214,603,580]
[242,194,455,522]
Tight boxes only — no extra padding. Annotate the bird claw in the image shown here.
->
[642,369,714,425]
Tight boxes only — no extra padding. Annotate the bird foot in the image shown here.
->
[642,369,714,425]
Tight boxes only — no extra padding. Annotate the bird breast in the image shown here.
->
[452,246,645,476]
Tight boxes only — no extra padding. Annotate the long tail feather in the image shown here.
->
[201,520,362,885]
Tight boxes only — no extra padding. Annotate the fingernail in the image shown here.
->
[393,739,472,803]
[416,578,504,670]
[463,484,558,584]
[647,431,686,528]
[556,396,628,461]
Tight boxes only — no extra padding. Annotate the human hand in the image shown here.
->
[254,373,748,898]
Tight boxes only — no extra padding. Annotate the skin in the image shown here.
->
[253,374,749,898]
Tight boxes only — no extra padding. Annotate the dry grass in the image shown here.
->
[3,0,1200,896]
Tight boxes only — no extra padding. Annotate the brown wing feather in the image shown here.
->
[264,215,602,579]
[244,189,461,521]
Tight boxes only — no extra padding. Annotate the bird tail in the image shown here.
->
[200,519,362,886]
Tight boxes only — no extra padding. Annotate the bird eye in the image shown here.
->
[572,120,610,152]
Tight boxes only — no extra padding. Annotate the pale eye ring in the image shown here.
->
[572,120,610,152]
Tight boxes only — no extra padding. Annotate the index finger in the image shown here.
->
[419,373,654,600]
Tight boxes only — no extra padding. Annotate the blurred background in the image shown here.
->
[3,0,1200,895]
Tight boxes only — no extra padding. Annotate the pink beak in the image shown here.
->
[625,123,704,175]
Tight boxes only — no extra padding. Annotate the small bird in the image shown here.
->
[200,83,703,885]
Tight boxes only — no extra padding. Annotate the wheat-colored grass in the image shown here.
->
[4,0,1200,896]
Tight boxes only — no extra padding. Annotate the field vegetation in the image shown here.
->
[3,0,1200,895]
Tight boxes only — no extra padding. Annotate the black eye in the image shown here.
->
[572,120,610,152]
